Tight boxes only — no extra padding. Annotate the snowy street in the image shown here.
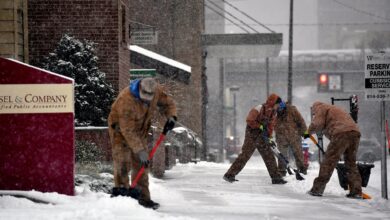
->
[1,156,390,220]
[157,156,390,220]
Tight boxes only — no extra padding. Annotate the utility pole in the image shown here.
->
[230,86,240,153]
[266,57,269,97]
[287,0,294,103]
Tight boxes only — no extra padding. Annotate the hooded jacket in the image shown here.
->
[275,103,307,145]
[108,80,177,153]
[246,93,279,137]
[308,101,360,140]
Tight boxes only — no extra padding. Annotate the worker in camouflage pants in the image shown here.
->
[223,94,286,184]
[274,102,308,176]
[306,101,362,198]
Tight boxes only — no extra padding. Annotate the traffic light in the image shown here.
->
[318,73,328,92]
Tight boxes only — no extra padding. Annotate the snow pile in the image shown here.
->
[0,174,196,220]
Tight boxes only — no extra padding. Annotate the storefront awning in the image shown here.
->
[129,45,191,84]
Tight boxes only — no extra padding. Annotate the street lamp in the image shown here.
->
[230,86,240,154]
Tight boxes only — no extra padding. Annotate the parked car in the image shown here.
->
[357,138,382,163]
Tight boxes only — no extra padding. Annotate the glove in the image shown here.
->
[302,130,310,139]
[138,150,149,167]
[266,137,276,147]
[163,116,177,134]
[259,124,264,131]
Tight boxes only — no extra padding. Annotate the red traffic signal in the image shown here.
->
[318,73,328,92]
[319,73,328,84]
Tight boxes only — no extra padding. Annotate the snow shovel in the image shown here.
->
[127,127,169,200]
[309,135,325,154]
[265,137,305,181]
[309,135,372,199]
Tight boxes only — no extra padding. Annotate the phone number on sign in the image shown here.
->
[366,94,390,99]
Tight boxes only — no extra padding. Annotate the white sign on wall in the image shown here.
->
[328,74,342,91]
[131,30,158,45]
[0,84,74,114]
[364,52,390,101]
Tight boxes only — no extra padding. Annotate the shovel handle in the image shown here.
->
[309,135,326,154]
[131,134,166,188]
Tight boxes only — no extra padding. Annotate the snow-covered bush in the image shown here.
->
[75,140,104,164]
[40,34,115,126]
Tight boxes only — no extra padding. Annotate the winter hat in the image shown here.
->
[265,93,280,107]
[139,78,157,101]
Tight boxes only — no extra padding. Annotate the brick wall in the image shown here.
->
[129,0,204,136]
[28,0,131,92]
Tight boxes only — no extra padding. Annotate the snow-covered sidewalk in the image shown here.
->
[0,156,389,220]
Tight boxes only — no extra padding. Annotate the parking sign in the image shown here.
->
[365,52,390,101]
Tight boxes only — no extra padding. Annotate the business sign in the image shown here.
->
[0,57,75,196]
[0,84,73,114]
[130,69,156,80]
[131,30,158,45]
[365,52,390,101]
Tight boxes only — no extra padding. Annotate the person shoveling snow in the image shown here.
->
[107,78,177,209]
[305,101,363,199]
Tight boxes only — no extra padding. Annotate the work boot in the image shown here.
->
[138,199,160,210]
[346,193,363,199]
[271,178,287,184]
[223,174,238,183]
[299,167,307,175]
[279,170,287,177]
[111,187,129,197]
[308,190,322,197]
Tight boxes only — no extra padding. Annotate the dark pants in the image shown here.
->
[225,126,282,180]
[277,137,306,174]
[311,131,362,195]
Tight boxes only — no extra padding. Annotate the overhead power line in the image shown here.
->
[206,0,259,33]
[221,0,275,33]
[225,22,390,27]
[205,3,250,33]
[332,0,390,22]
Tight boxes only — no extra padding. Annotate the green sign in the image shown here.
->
[130,69,156,80]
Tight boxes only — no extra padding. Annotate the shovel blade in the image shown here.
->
[128,187,142,200]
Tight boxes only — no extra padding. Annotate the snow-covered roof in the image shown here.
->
[130,45,191,73]
[129,45,191,84]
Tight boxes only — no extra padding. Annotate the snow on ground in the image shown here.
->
[1,156,390,220]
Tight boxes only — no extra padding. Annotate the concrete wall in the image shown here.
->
[0,0,28,62]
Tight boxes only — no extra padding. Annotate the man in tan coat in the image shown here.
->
[108,78,177,209]
[306,101,362,198]
[223,94,287,184]
[275,102,308,176]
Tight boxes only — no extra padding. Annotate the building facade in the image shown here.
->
[129,0,204,137]
[28,0,131,91]
[318,0,390,50]
[0,0,28,62]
